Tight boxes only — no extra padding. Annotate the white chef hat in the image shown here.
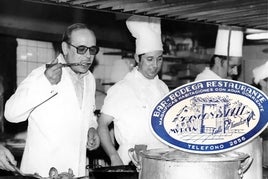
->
[126,15,163,55]
[252,61,268,84]
[214,26,244,57]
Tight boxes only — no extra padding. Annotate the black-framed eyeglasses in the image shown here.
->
[67,42,99,55]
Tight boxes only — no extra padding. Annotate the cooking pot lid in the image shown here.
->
[141,148,249,162]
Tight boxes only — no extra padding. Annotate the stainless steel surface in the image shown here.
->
[89,166,138,179]
[26,0,267,30]
[129,148,252,179]
[74,176,90,179]
[89,165,137,173]
[263,139,268,168]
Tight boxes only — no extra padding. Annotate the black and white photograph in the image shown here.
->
[0,0,267,178]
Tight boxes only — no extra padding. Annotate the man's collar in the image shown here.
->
[133,67,159,82]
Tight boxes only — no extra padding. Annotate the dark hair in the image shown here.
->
[137,54,144,62]
[62,23,91,43]
[209,55,227,68]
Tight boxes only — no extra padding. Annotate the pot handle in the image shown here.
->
[128,148,141,172]
[238,155,253,179]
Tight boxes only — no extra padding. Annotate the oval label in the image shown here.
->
[151,79,268,153]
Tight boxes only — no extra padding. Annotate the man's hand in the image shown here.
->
[110,154,124,166]
[87,128,100,151]
[0,145,17,171]
[45,58,63,85]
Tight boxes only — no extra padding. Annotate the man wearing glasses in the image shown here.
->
[4,23,100,177]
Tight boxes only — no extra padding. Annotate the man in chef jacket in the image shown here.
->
[4,23,100,177]
[253,61,268,170]
[97,15,169,166]
[195,26,262,179]
[253,61,268,95]
[0,76,16,172]
[195,26,242,81]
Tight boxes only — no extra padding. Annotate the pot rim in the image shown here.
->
[140,148,249,162]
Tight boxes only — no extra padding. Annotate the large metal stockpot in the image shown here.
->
[129,148,252,179]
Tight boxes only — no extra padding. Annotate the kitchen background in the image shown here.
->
[0,0,267,176]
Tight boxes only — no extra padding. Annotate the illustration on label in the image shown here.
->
[151,79,268,153]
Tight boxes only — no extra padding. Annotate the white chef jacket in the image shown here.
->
[194,67,262,179]
[101,67,169,165]
[4,54,97,177]
[194,67,222,81]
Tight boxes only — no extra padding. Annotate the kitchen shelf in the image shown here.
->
[163,51,211,64]
[161,51,210,89]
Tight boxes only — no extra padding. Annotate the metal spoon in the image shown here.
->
[46,62,91,68]
[8,160,42,179]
